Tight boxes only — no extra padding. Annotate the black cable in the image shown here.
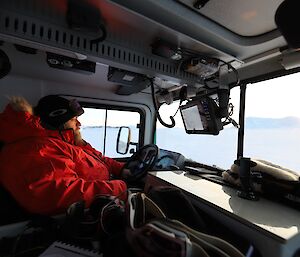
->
[222,102,239,128]
[228,102,234,116]
[149,79,176,128]
[171,102,181,118]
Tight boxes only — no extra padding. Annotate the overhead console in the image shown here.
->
[0,0,240,89]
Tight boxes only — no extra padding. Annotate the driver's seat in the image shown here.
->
[0,185,30,225]
[0,141,30,225]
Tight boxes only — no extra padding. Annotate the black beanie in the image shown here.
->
[34,95,84,129]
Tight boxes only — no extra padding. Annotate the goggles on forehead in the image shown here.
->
[69,99,84,116]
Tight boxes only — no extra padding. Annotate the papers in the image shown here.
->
[39,241,102,257]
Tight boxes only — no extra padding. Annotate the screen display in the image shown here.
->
[180,97,223,135]
[181,105,205,131]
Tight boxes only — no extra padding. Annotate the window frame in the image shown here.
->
[79,101,146,156]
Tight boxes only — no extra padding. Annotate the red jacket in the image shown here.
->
[0,105,127,215]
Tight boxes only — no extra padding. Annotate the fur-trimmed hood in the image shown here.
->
[0,104,75,145]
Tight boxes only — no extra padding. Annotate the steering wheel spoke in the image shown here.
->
[122,144,159,184]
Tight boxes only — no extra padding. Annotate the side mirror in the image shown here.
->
[116,126,131,154]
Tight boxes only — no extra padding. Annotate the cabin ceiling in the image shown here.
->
[0,0,296,95]
[178,0,284,37]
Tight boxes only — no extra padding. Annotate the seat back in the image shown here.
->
[0,141,30,225]
[0,185,30,225]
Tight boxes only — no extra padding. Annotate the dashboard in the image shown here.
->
[153,149,186,170]
[145,170,300,257]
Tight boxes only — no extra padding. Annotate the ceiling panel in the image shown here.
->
[177,0,284,36]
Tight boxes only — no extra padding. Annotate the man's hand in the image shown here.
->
[9,96,33,115]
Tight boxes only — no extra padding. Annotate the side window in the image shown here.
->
[244,73,300,172]
[78,107,141,158]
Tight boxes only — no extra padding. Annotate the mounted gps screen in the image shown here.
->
[180,97,223,135]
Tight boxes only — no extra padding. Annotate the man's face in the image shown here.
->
[64,116,81,131]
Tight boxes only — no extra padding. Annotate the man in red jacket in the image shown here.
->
[0,95,128,215]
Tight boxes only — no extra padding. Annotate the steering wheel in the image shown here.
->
[122,144,159,183]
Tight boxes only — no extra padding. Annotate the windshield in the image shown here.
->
[155,88,240,170]
[156,72,300,173]
[244,72,300,173]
